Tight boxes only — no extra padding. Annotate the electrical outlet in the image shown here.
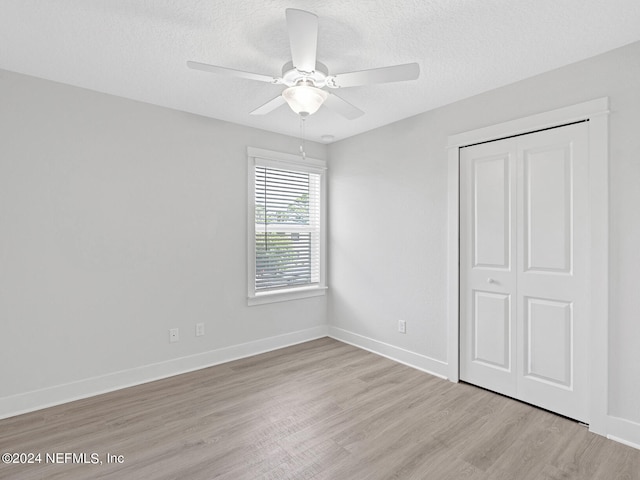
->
[196,323,205,337]
[169,328,179,343]
[398,320,406,334]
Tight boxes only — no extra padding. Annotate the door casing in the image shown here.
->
[446,97,609,435]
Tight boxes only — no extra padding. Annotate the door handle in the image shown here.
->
[487,277,496,284]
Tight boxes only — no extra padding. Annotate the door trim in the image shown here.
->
[446,97,609,435]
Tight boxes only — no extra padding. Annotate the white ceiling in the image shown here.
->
[1,0,639,143]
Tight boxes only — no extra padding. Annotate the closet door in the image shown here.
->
[515,124,589,421]
[460,122,589,423]
[460,137,518,398]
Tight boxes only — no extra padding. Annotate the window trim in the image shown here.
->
[247,147,327,306]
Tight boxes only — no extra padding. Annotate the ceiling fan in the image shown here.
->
[187,8,420,119]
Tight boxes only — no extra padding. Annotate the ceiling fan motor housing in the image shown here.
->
[281,61,329,88]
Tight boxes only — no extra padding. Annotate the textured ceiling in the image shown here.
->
[1,0,640,143]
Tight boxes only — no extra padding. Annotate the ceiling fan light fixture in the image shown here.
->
[282,84,328,116]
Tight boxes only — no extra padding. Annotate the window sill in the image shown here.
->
[248,286,328,306]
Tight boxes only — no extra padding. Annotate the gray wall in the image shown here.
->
[328,40,640,425]
[0,70,327,403]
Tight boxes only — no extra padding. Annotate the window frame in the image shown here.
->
[247,147,327,306]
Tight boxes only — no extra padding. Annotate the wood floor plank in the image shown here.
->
[1,338,638,480]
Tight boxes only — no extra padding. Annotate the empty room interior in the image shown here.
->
[1,1,640,479]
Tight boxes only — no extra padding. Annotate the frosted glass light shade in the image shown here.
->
[282,85,328,115]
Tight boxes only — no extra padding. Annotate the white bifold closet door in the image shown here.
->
[459,122,589,423]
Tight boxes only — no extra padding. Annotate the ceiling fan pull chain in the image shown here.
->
[300,115,307,160]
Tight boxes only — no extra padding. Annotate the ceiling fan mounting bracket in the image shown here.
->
[325,77,339,88]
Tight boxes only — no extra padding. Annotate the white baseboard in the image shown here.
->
[0,325,329,420]
[327,326,448,379]
[607,415,640,450]
[5,323,638,452]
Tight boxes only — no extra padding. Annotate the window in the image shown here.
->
[247,147,326,305]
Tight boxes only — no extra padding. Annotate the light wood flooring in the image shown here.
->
[1,337,639,479]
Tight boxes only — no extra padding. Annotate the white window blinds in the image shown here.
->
[254,165,321,292]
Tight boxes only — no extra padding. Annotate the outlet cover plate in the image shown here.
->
[169,328,179,343]
[398,320,406,334]
[196,323,205,337]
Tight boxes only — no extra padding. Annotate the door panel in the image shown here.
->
[460,139,517,398]
[524,297,572,387]
[473,291,511,370]
[460,122,589,423]
[473,155,511,269]
[523,145,572,273]
[516,123,588,422]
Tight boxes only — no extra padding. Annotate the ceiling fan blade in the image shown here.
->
[285,9,318,73]
[326,62,420,88]
[324,93,364,120]
[250,95,287,115]
[187,61,279,84]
